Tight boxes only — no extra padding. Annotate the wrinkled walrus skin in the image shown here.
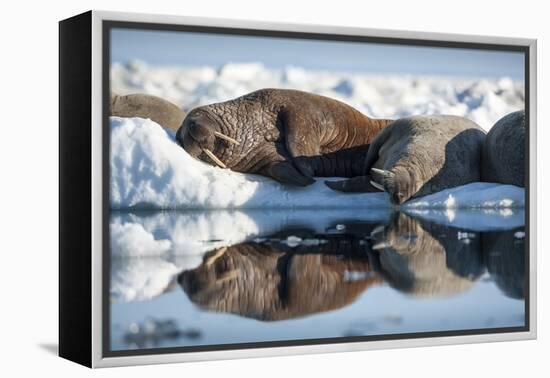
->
[326,115,486,205]
[175,88,392,186]
[482,110,525,187]
[110,93,186,132]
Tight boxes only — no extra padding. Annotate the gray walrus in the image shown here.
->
[482,110,525,187]
[326,115,486,205]
[175,88,392,186]
[110,93,186,132]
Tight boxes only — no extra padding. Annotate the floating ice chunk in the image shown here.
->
[405,182,524,210]
[514,231,525,239]
[284,235,303,247]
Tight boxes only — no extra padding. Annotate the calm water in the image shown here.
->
[109,209,526,352]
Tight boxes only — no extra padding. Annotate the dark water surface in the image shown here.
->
[109,209,525,351]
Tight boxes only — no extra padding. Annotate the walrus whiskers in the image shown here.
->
[213,131,240,145]
[203,149,227,168]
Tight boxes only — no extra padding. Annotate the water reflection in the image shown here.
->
[177,212,525,321]
[370,213,485,297]
[482,230,526,300]
[110,209,526,350]
[179,235,380,321]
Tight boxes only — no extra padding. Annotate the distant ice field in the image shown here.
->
[111,61,524,132]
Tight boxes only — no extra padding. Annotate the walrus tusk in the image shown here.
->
[370,180,385,191]
[205,246,228,267]
[213,131,240,145]
[370,225,385,238]
[203,149,227,168]
[372,241,391,250]
[215,269,239,284]
[371,167,394,178]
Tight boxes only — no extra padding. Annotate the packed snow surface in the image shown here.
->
[110,117,524,210]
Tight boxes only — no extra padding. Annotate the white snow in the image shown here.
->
[110,117,524,211]
[111,61,524,132]
[404,182,524,210]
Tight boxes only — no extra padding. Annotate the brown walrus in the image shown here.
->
[482,110,525,187]
[110,93,186,132]
[326,115,486,204]
[175,89,392,186]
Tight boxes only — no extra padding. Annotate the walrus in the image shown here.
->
[110,93,186,132]
[326,115,486,204]
[175,89,392,186]
[482,110,525,187]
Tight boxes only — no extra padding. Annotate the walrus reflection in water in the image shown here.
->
[368,213,485,297]
[178,236,381,321]
[482,228,526,300]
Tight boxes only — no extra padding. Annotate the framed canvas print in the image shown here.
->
[59,10,537,368]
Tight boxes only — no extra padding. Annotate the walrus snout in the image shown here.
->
[176,111,218,158]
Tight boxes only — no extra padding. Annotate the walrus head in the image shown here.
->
[175,90,321,187]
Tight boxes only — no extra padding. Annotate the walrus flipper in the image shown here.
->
[324,176,380,193]
[325,124,393,193]
[263,161,315,187]
[282,109,321,179]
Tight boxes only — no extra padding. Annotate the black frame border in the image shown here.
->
[101,19,531,359]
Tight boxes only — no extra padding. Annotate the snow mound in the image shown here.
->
[110,117,525,210]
